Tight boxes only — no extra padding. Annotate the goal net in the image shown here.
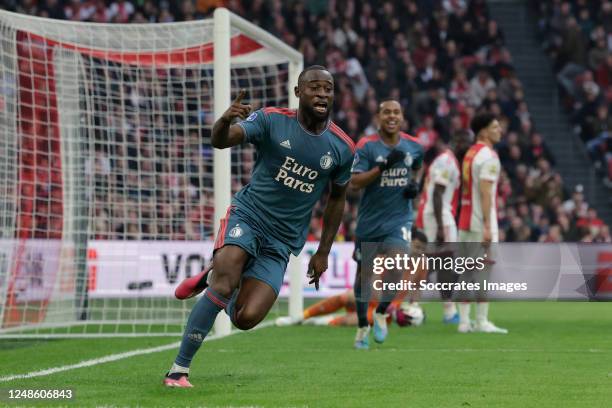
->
[0,9,303,337]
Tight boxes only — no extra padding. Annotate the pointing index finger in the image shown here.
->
[234,89,246,104]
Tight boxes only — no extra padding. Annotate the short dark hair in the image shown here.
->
[376,98,402,113]
[297,65,329,85]
[470,113,497,136]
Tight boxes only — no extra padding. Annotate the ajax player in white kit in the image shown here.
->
[456,113,507,334]
[415,130,472,323]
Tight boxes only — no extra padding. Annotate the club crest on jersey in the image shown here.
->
[404,152,413,167]
[245,112,257,122]
[320,153,333,170]
[229,225,243,238]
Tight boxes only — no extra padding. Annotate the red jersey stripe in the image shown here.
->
[263,107,296,117]
[400,132,421,144]
[449,151,460,217]
[458,143,486,231]
[329,123,356,153]
[214,205,233,250]
[356,134,380,149]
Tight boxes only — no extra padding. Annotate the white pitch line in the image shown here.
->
[0,320,274,383]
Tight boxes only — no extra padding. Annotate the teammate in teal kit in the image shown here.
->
[164,66,355,387]
[349,99,423,349]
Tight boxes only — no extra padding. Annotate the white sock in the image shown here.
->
[458,302,471,325]
[443,301,457,319]
[170,363,189,375]
[476,302,489,324]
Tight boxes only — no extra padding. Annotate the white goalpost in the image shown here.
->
[0,8,303,338]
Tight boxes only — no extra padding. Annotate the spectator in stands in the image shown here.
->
[7,0,608,243]
[39,0,66,19]
[538,0,612,186]
[588,36,608,71]
[526,132,556,167]
[469,67,496,107]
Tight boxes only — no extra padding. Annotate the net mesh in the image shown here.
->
[0,12,293,337]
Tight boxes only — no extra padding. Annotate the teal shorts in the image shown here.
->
[353,224,412,262]
[214,206,290,295]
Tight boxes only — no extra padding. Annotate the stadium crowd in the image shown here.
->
[535,0,612,185]
[6,0,610,243]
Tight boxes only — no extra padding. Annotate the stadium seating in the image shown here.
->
[2,0,609,243]
[535,0,612,185]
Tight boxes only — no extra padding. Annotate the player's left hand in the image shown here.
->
[403,180,419,199]
[307,251,329,290]
[379,149,406,171]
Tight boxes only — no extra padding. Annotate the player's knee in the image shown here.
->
[233,307,264,330]
[208,269,239,298]
[209,274,238,298]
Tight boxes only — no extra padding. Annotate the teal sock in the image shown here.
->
[175,288,229,367]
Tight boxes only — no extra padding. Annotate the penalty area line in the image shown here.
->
[0,320,274,383]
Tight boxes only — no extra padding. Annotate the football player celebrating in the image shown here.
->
[165,66,355,387]
[349,99,424,349]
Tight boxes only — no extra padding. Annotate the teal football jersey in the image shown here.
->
[352,133,424,239]
[235,107,355,255]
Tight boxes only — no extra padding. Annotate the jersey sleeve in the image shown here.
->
[479,156,500,182]
[351,144,371,173]
[332,151,354,186]
[431,157,452,187]
[411,143,424,170]
[237,109,269,146]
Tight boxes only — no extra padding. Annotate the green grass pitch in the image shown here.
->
[0,302,611,407]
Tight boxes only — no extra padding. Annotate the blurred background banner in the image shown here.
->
[5,240,607,300]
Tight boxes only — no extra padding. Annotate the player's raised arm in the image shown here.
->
[211,89,252,149]
[307,182,349,289]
